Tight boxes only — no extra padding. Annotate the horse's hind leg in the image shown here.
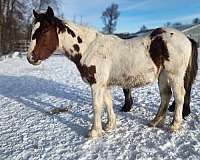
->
[103,88,116,131]
[169,71,192,118]
[148,72,172,127]
[182,86,191,118]
[170,76,185,132]
[168,86,191,118]
[121,88,133,112]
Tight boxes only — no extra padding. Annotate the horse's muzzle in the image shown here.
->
[27,52,42,65]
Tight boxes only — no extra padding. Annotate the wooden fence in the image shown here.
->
[13,40,30,52]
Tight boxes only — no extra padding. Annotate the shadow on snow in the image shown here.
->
[0,75,91,136]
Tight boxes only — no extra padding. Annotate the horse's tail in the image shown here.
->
[180,38,198,117]
[185,38,198,89]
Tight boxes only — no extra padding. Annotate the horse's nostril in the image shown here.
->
[31,51,38,61]
[27,55,32,64]
[27,52,41,65]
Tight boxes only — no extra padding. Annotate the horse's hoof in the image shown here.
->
[121,106,131,112]
[169,126,178,133]
[148,122,155,128]
[182,105,191,119]
[169,121,181,132]
[103,125,116,132]
[103,118,116,131]
[148,119,158,127]
[148,120,159,128]
[86,129,103,139]
[148,117,165,128]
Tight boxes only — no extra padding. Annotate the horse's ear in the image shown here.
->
[46,6,54,17]
[33,9,39,19]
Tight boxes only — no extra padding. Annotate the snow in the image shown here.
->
[0,55,200,160]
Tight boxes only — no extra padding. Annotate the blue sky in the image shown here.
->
[60,0,200,33]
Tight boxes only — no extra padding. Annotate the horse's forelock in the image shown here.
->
[32,22,40,33]
[33,13,67,34]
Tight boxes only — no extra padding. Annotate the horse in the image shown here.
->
[27,7,198,138]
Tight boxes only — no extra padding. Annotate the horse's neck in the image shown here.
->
[59,21,98,57]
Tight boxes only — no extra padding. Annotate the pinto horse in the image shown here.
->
[27,7,198,138]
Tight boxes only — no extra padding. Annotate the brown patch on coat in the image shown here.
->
[77,36,83,43]
[63,49,96,84]
[72,54,96,84]
[32,25,59,60]
[150,28,166,39]
[66,26,76,37]
[73,44,80,52]
[149,36,169,69]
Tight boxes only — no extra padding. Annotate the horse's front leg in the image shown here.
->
[87,84,104,138]
[103,88,116,131]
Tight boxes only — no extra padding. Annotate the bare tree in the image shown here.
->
[25,0,60,41]
[0,0,61,55]
[0,0,29,54]
[140,25,147,32]
[172,22,182,27]
[101,3,120,34]
[164,22,171,27]
[31,0,60,13]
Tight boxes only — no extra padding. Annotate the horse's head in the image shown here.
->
[27,7,63,65]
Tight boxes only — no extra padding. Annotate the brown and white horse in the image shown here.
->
[27,7,198,138]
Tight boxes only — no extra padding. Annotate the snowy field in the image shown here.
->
[0,54,200,160]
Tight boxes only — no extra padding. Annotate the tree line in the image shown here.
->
[0,2,199,55]
[101,3,200,33]
[0,0,60,55]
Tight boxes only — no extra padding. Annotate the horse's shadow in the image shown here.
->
[0,75,91,136]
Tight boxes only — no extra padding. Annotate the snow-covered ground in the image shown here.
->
[0,55,200,160]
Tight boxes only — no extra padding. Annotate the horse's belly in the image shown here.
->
[108,69,157,88]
